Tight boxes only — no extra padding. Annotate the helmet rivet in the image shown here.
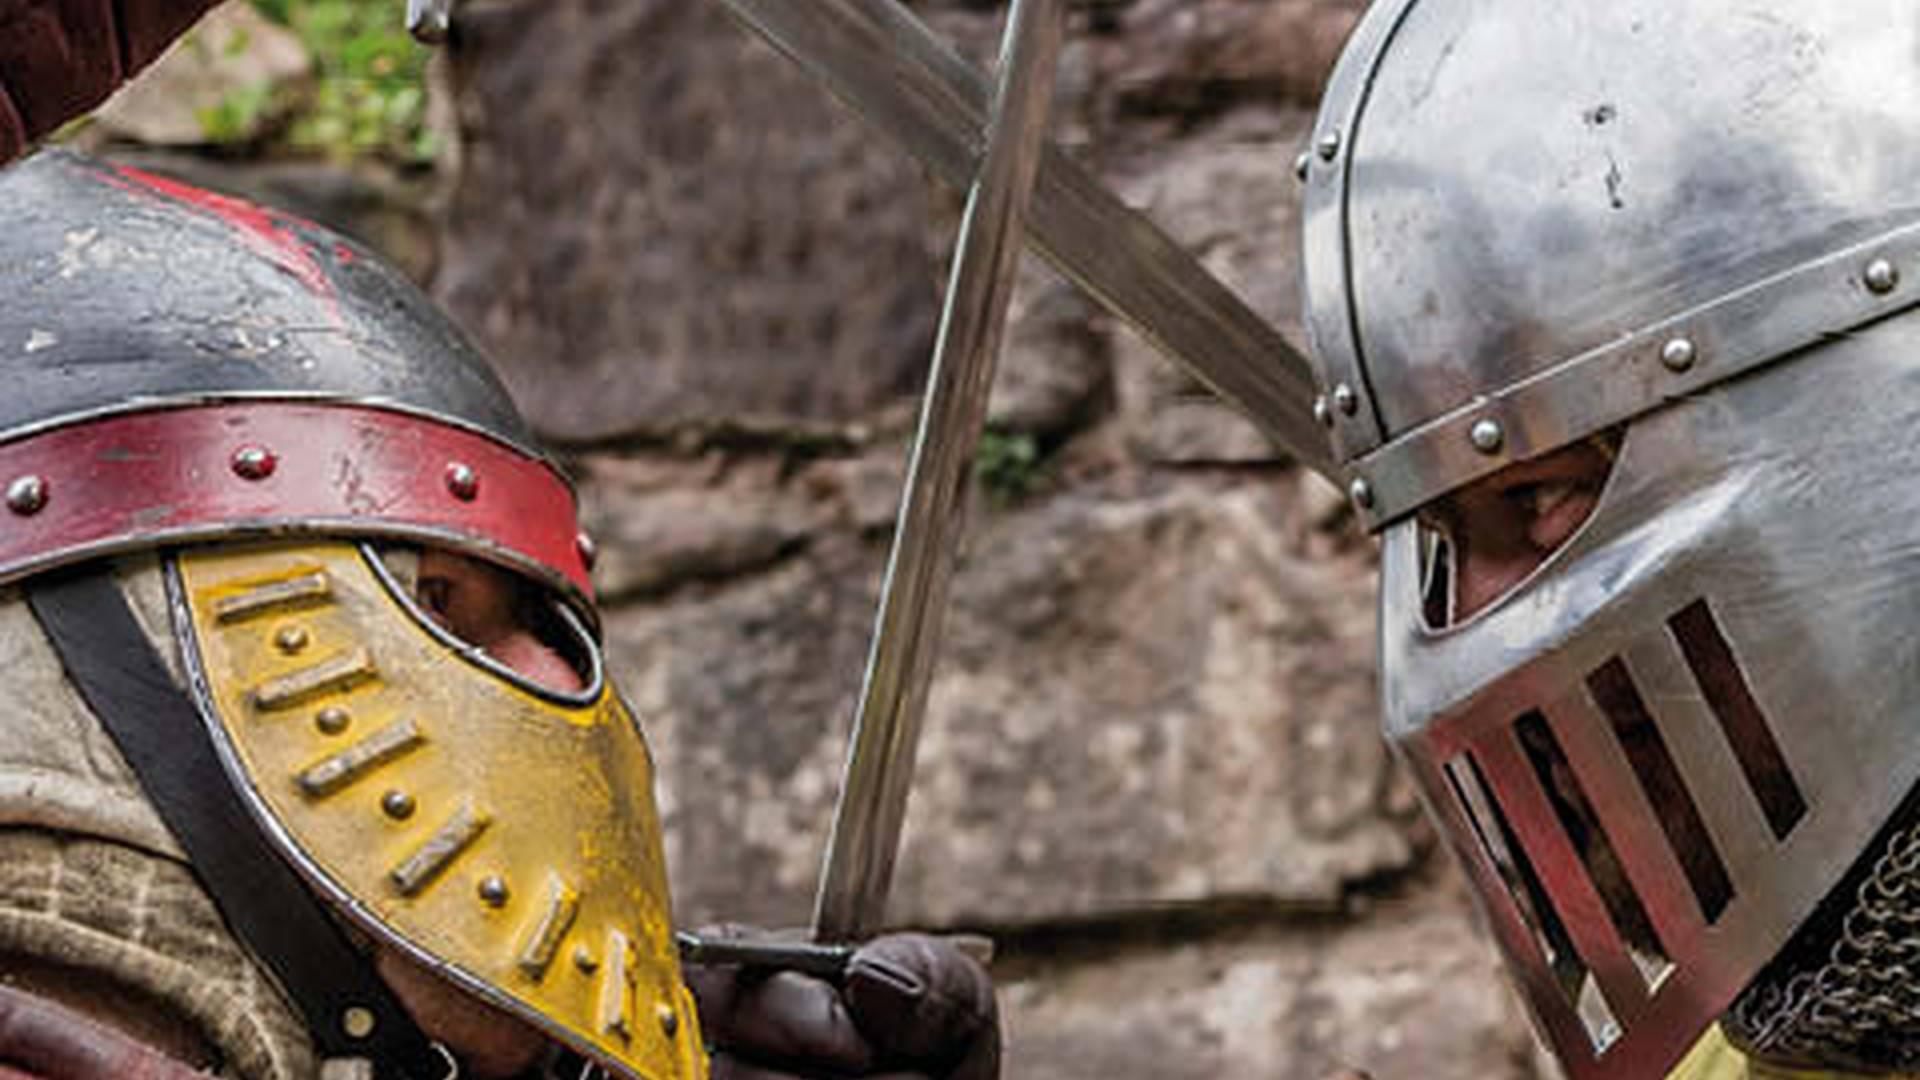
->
[341,1006,376,1040]
[1660,336,1697,373]
[573,945,599,973]
[576,531,598,569]
[477,875,510,907]
[1469,419,1505,454]
[1332,383,1359,416]
[5,475,47,516]
[1316,129,1342,162]
[274,625,310,653]
[231,445,276,481]
[1866,257,1901,295]
[381,789,415,819]
[1312,395,1333,427]
[1348,477,1375,510]
[445,462,479,501]
[656,1003,680,1039]
[315,706,351,735]
[1293,150,1313,183]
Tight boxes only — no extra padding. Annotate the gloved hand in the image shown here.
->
[685,932,999,1080]
[1,0,220,162]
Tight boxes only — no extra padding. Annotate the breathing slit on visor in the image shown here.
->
[1439,599,1808,1056]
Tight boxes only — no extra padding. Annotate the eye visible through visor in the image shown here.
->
[376,544,597,698]
[1416,432,1622,629]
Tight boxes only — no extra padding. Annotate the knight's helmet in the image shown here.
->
[1301,3,1920,1076]
[0,149,705,1080]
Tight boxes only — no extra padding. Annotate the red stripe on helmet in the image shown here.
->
[0,402,593,602]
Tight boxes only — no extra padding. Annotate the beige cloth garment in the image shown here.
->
[0,556,317,1078]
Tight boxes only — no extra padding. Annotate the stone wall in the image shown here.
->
[436,3,1547,1076]
[93,2,1550,1076]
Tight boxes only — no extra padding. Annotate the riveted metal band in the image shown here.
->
[1298,0,1422,463]
[1349,217,1920,529]
[0,401,594,609]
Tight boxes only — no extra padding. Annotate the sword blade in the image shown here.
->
[713,0,1334,477]
[811,0,1067,943]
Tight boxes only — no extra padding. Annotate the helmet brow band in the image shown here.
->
[1347,217,1920,529]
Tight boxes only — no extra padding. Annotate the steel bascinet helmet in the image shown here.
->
[0,149,704,1080]
[1301,3,1920,1077]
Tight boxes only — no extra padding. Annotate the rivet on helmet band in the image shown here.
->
[1316,128,1343,161]
[1349,477,1376,509]
[5,475,47,516]
[1333,383,1359,416]
[445,462,480,502]
[1866,257,1901,295]
[1469,419,1506,454]
[232,445,277,481]
[1313,395,1334,427]
[1661,337,1698,373]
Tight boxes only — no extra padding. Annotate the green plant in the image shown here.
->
[248,0,434,162]
[195,83,275,145]
[974,428,1042,505]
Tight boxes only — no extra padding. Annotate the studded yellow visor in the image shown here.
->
[170,541,707,1080]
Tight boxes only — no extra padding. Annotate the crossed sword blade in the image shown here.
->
[412,0,1330,960]
[707,0,1332,943]
[713,0,1332,479]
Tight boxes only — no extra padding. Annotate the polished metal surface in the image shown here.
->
[1304,1,1920,527]
[812,0,1065,944]
[406,0,453,45]
[1306,3,1920,1076]
[5,476,46,516]
[713,0,1331,477]
[1379,331,1920,1074]
[0,152,544,460]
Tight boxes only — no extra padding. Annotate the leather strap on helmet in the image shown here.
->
[24,565,452,1080]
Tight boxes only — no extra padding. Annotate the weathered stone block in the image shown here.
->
[436,0,942,443]
[998,880,1542,1080]
[617,478,1401,930]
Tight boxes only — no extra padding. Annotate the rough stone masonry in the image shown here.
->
[431,1,1549,1077]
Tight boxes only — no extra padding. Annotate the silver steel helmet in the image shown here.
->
[1300,2,1920,1076]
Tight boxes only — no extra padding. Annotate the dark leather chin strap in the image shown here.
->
[25,563,452,1080]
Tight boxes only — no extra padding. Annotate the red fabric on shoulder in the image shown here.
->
[0,0,121,140]
[0,0,216,165]
[118,0,222,73]
[0,986,207,1080]
[0,80,25,162]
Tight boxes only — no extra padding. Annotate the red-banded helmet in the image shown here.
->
[0,147,593,608]
[0,148,705,1080]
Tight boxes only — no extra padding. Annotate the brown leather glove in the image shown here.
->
[0,985,207,1079]
[685,933,1000,1080]
[0,0,220,163]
